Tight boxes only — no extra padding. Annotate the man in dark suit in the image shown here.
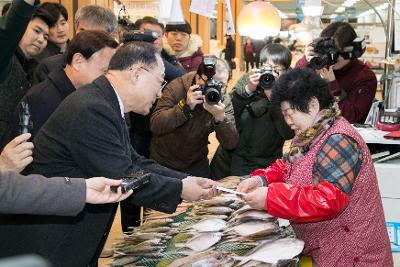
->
[32,4,117,84]
[0,42,217,267]
[12,30,119,138]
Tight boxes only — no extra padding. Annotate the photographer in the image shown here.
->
[296,22,377,124]
[150,56,238,178]
[211,44,294,179]
[128,16,186,158]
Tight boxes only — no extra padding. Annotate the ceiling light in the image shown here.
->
[335,7,345,13]
[237,1,281,40]
[302,0,324,16]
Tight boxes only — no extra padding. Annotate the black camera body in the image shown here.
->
[198,56,223,105]
[122,29,159,43]
[198,79,224,105]
[341,37,366,60]
[111,170,151,194]
[310,37,366,70]
[257,65,276,91]
[118,17,136,31]
[310,37,339,70]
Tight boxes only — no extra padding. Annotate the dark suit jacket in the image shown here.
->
[0,171,85,216]
[32,54,65,85]
[0,76,186,267]
[12,66,75,138]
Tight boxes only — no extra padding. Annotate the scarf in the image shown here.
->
[284,103,341,163]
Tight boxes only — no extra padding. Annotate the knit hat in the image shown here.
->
[165,21,192,35]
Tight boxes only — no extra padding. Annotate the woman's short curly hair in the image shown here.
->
[272,68,334,113]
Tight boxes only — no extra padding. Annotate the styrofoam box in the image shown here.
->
[382,198,400,222]
[375,159,400,199]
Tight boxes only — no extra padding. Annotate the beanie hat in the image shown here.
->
[165,21,192,35]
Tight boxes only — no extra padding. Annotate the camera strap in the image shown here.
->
[178,99,193,120]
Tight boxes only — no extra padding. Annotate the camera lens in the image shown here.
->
[310,55,328,70]
[205,88,221,105]
[259,72,275,89]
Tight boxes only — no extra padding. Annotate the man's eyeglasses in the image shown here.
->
[140,67,167,92]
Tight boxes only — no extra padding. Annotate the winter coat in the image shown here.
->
[150,71,238,177]
[164,34,204,72]
[296,56,377,123]
[210,74,293,179]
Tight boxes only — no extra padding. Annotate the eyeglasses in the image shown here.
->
[140,67,167,92]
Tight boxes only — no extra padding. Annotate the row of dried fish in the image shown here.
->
[110,218,177,266]
[110,191,304,266]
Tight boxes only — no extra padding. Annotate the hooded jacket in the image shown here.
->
[164,34,204,72]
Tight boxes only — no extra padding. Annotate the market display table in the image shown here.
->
[110,177,304,267]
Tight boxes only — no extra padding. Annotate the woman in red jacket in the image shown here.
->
[238,68,392,267]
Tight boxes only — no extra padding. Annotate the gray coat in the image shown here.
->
[0,171,85,216]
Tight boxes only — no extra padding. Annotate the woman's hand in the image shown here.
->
[243,187,268,210]
[237,177,262,193]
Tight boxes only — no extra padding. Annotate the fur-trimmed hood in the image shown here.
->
[163,34,203,58]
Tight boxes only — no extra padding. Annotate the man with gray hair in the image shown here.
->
[33,4,117,84]
[0,42,218,267]
[74,4,117,33]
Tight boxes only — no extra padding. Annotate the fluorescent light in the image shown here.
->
[335,7,345,13]
[302,0,324,16]
[302,6,324,16]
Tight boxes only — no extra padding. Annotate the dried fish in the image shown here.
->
[239,238,304,265]
[187,214,229,221]
[168,251,234,267]
[231,210,274,221]
[185,232,222,251]
[189,218,227,232]
[133,226,171,233]
[139,218,173,230]
[194,206,234,215]
[239,260,272,267]
[109,255,138,266]
[230,205,254,218]
[115,239,163,253]
[197,197,235,207]
[232,221,277,237]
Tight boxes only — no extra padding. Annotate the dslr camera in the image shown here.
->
[310,36,366,70]
[310,37,339,70]
[122,29,159,43]
[111,170,151,194]
[198,56,224,105]
[256,65,275,91]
